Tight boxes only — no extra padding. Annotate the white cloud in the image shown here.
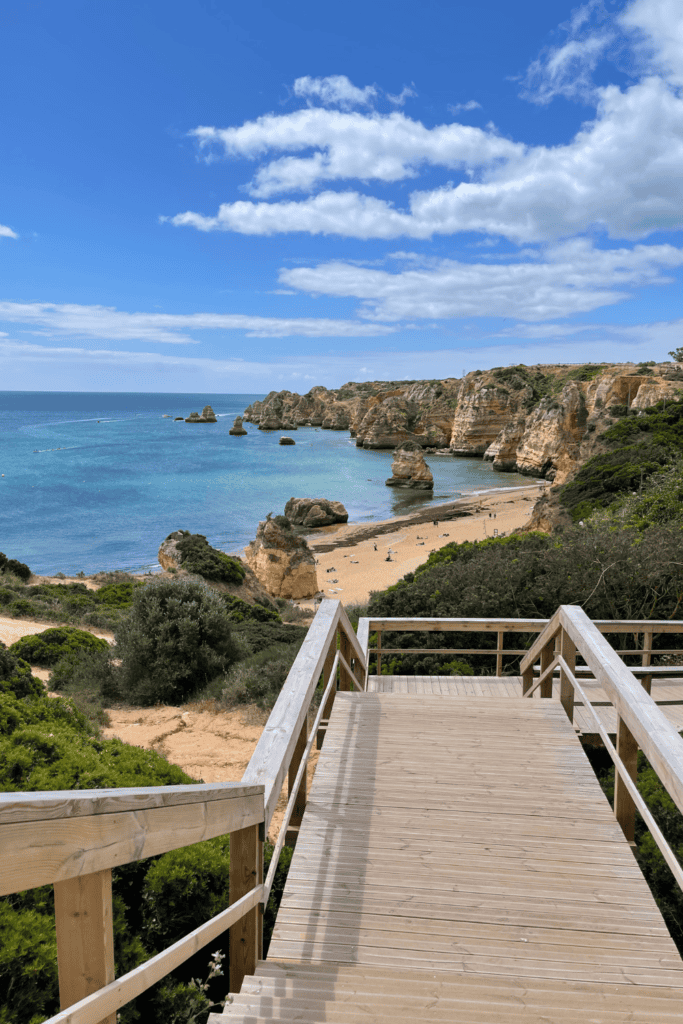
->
[0,224,18,239]
[621,0,683,87]
[448,100,482,113]
[188,108,522,198]
[279,240,683,321]
[174,72,683,242]
[386,85,417,106]
[0,301,395,342]
[292,75,378,109]
[0,335,672,392]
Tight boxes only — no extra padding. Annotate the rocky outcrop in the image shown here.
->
[229,416,247,436]
[185,405,217,423]
[244,516,319,599]
[385,441,434,489]
[158,534,183,571]
[279,436,295,445]
[244,363,683,486]
[284,497,349,528]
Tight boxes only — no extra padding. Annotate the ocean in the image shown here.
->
[0,392,537,576]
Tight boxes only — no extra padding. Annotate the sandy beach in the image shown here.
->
[304,482,546,607]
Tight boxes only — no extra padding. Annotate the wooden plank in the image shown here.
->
[54,869,115,1024]
[1,793,263,895]
[229,824,260,994]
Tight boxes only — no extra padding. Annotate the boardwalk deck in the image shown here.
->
[218,689,683,1022]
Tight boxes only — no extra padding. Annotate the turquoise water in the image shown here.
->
[0,392,536,575]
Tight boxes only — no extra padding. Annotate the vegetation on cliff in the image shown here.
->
[559,397,683,522]
[169,531,246,585]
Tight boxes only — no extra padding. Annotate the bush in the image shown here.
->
[220,644,299,709]
[169,531,246,585]
[230,620,307,656]
[222,594,280,623]
[0,553,31,582]
[0,646,43,700]
[9,627,109,667]
[115,579,240,705]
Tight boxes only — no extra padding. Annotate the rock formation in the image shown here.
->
[229,416,247,436]
[244,516,319,599]
[279,436,295,445]
[243,363,683,485]
[385,441,434,489]
[185,405,217,423]
[158,532,276,605]
[284,497,349,528]
[158,533,184,572]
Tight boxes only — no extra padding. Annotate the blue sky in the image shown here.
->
[2,0,683,392]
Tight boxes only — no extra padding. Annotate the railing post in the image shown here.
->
[496,631,504,677]
[559,629,576,722]
[286,719,307,846]
[339,627,353,690]
[540,640,555,699]
[642,630,653,695]
[614,717,638,843]
[376,628,382,676]
[54,869,116,1024]
[229,823,260,993]
[317,641,337,750]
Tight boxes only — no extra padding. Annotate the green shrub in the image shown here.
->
[169,531,246,585]
[220,644,299,709]
[230,620,307,656]
[0,553,31,582]
[9,627,109,667]
[0,899,58,1023]
[222,594,280,623]
[115,579,240,705]
[0,645,43,700]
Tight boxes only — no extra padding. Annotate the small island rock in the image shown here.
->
[244,515,318,599]
[279,436,295,445]
[185,405,217,423]
[284,497,349,528]
[229,416,248,436]
[385,440,434,489]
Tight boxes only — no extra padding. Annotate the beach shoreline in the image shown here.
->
[299,481,546,607]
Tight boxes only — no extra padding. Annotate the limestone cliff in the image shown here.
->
[244,516,319,600]
[244,362,683,486]
[284,497,349,528]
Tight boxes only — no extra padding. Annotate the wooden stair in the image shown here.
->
[211,689,683,1021]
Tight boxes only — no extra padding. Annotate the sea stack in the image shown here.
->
[229,416,247,436]
[185,405,217,423]
[244,515,318,599]
[279,436,295,445]
[385,440,434,489]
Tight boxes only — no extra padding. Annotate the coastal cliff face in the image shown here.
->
[244,516,319,600]
[244,363,682,484]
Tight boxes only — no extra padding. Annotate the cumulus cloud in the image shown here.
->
[386,84,417,106]
[279,240,683,322]
[0,301,395,342]
[292,75,378,109]
[188,109,521,197]
[174,72,683,242]
[0,224,18,239]
[621,0,683,87]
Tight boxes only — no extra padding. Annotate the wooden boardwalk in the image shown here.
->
[368,674,683,738]
[220,689,683,1022]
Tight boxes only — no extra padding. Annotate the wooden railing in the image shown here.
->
[520,606,683,888]
[358,616,683,682]
[0,782,264,1024]
[0,600,366,1023]
[242,599,365,899]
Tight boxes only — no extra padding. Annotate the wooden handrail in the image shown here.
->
[559,606,683,816]
[243,599,366,834]
[0,783,264,895]
[519,610,561,676]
